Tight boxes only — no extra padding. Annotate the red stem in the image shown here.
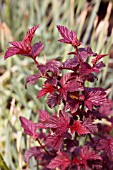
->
[36,138,54,157]
[33,58,39,67]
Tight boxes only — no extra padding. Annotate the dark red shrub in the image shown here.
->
[5,25,113,170]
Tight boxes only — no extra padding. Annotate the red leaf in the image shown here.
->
[59,73,72,100]
[45,110,70,135]
[80,145,102,161]
[38,60,62,76]
[45,76,58,86]
[39,110,50,123]
[60,73,83,101]
[65,98,80,113]
[24,146,43,163]
[20,116,38,139]
[60,72,71,87]
[47,152,70,170]
[79,62,92,75]
[46,134,63,150]
[31,41,44,58]
[63,58,79,70]
[80,61,105,76]
[4,47,23,60]
[92,54,108,65]
[83,118,98,134]
[25,24,39,43]
[72,146,102,168]
[97,136,113,161]
[99,105,113,116]
[37,83,54,98]
[84,87,110,111]
[47,92,62,108]
[77,47,96,62]
[10,41,25,49]
[70,120,90,135]
[60,73,83,92]
[4,25,40,60]
[65,79,84,92]
[57,25,81,47]
[25,73,40,88]
[46,60,62,75]
[93,61,105,72]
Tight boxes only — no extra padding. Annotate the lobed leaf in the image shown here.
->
[45,110,70,135]
[46,134,63,150]
[37,83,54,98]
[84,87,110,111]
[97,137,113,161]
[72,145,102,168]
[47,151,70,170]
[19,116,38,139]
[39,110,50,123]
[31,41,44,58]
[57,25,81,47]
[24,146,43,163]
[70,120,90,135]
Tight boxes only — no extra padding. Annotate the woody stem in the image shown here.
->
[36,138,54,157]
[33,58,39,67]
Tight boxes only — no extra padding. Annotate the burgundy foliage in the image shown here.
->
[5,25,113,170]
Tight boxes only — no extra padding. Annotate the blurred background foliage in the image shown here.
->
[0,0,113,169]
